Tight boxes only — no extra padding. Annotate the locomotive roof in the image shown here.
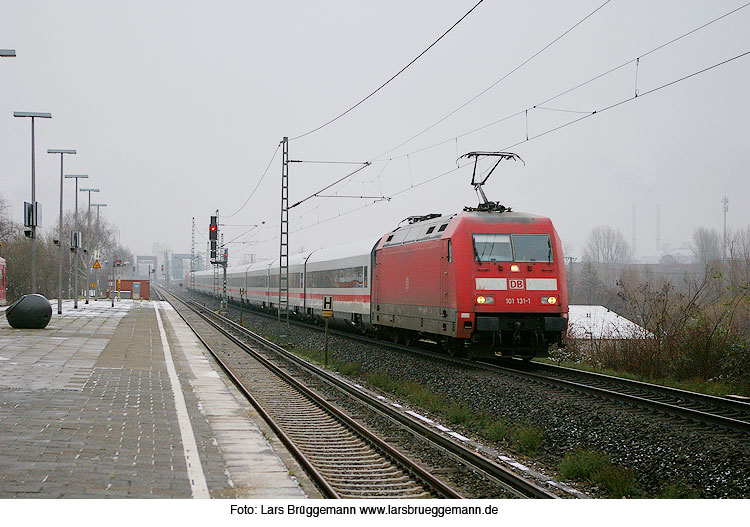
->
[380,210,552,248]
[458,210,550,223]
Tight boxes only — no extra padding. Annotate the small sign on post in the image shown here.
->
[322,295,333,318]
[322,296,333,368]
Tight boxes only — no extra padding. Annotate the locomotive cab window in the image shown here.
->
[473,234,512,262]
[512,234,553,262]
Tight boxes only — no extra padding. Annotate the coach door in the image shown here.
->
[440,239,452,325]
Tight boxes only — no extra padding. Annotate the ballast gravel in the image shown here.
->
[224,304,749,498]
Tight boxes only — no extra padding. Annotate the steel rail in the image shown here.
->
[182,295,557,499]
[216,295,749,435]
[162,289,339,498]
[162,289,463,499]
[501,361,750,434]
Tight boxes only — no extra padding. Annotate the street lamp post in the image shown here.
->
[80,188,99,304]
[111,256,117,307]
[91,203,106,300]
[48,149,76,314]
[64,174,88,308]
[14,111,52,294]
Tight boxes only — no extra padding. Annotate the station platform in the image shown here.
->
[0,298,315,498]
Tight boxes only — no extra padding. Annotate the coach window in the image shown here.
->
[473,233,512,262]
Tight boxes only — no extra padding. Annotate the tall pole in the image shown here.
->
[65,175,88,309]
[91,203,106,300]
[191,217,195,300]
[111,256,116,307]
[278,136,289,338]
[14,112,51,294]
[58,154,64,311]
[80,188,99,304]
[722,197,729,259]
[31,119,36,293]
[48,149,76,314]
[86,190,92,304]
[74,177,79,307]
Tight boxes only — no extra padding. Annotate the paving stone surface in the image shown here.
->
[0,299,308,499]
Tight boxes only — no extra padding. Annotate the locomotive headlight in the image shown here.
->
[542,296,558,305]
[476,296,494,304]
[510,264,520,272]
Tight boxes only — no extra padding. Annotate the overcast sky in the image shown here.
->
[2,0,748,263]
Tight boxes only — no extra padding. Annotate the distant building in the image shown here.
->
[136,255,158,280]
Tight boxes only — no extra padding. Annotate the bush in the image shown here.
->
[594,464,637,498]
[513,426,543,456]
[558,449,610,480]
[483,419,512,443]
[659,481,702,499]
[555,271,750,396]
[558,449,638,498]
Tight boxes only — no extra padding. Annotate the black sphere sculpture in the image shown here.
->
[5,294,53,329]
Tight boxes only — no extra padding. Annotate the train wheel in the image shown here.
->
[444,338,458,358]
[464,346,474,361]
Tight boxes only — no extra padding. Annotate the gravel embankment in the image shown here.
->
[215,300,749,498]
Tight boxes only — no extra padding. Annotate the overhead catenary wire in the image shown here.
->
[256,0,612,241]
[227,3,750,251]
[290,0,486,141]
[374,0,750,163]
[372,0,615,160]
[503,49,750,151]
[246,46,750,248]
[224,142,281,219]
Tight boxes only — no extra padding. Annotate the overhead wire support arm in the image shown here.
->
[288,161,371,209]
[314,194,391,201]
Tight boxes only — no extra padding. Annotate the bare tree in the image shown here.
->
[0,198,134,303]
[691,227,721,269]
[583,226,632,264]
[0,194,16,242]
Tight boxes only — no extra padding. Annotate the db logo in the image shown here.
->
[509,279,525,290]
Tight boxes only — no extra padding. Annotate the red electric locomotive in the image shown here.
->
[371,209,568,359]
[192,152,567,359]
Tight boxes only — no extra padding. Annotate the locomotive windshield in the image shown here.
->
[473,234,513,262]
[473,233,553,262]
[512,234,553,262]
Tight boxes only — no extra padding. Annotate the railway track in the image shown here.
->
[196,292,750,436]
[498,361,750,435]
[160,289,556,499]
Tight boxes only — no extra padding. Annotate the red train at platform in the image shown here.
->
[190,208,568,359]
